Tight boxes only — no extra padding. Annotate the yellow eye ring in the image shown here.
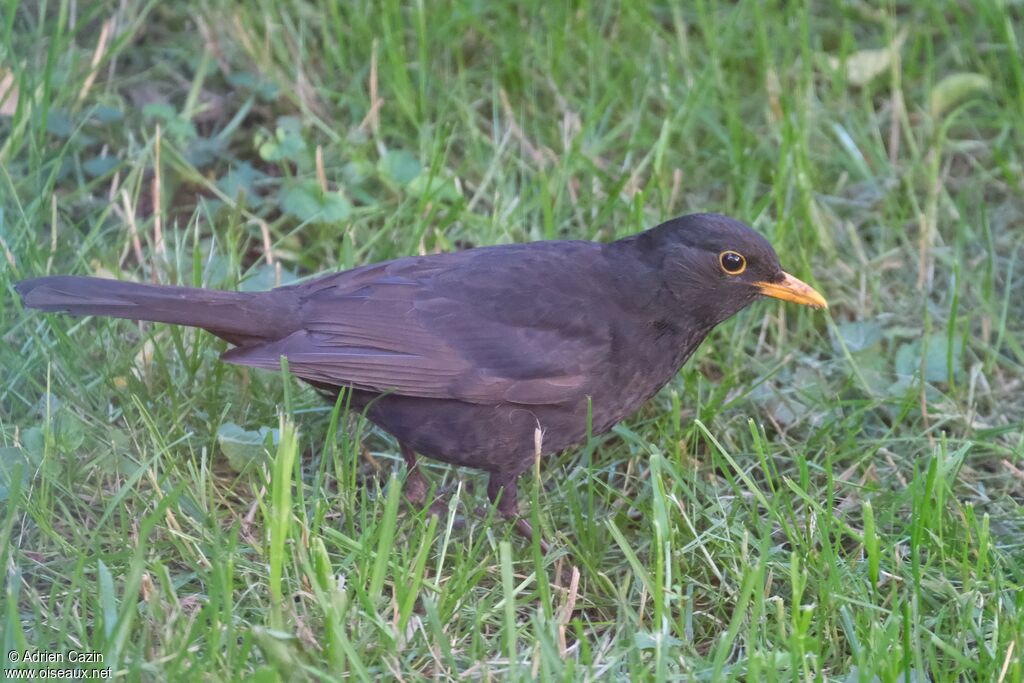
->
[719,250,746,275]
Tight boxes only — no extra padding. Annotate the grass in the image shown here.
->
[2,0,1023,679]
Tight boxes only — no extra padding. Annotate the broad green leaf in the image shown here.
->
[894,341,918,378]
[379,149,422,185]
[142,102,175,120]
[259,118,307,163]
[143,102,197,140]
[91,105,124,123]
[407,173,461,202]
[239,263,298,292]
[0,446,38,502]
[227,72,280,102]
[21,427,44,461]
[923,333,962,384]
[893,334,962,384]
[186,136,228,168]
[837,320,883,352]
[84,155,120,177]
[280,181,351,223]
[217,423,279,472]
[46,108,73,137]
[633,631,683,650]
[218,162,268,204]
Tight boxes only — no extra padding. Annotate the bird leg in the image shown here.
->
[400,443,428,506]
[400,443,453,520]
[487,474,550,554]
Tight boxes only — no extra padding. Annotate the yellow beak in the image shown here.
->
[755,272,828,309]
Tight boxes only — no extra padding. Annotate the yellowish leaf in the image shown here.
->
[828,28,908,87]
[928,73,992,117]
[0,67,19,117]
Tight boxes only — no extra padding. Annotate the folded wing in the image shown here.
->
[221,244,612,406]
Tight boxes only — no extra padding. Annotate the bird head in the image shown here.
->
[634,213,827,328]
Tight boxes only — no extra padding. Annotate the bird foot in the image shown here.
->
[429,498,467,529]
[401,470,430,508]
[514,517,551,554]
[473,504,551,553]
[403,480,465,528]
[400,444,467,528]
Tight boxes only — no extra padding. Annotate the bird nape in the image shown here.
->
[16,213,827,549]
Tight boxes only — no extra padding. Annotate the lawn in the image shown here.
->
[2,0,1022,680]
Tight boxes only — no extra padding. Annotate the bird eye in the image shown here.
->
[719,251,746,275]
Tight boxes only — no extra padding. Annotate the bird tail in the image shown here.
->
[15,275,301,345]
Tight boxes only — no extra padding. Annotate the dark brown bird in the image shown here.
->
[16,213,826,544]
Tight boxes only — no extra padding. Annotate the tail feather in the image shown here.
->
[15,276,301,345]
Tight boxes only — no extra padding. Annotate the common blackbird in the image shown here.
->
[16,213,826,544]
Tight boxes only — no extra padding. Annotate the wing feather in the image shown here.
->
[221,244,610,405]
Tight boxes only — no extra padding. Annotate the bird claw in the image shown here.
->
[428,497,466,529]
[514,517,551,554]
[402,476,429,509]
[403,479,465,528]
[403,444,548,551]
